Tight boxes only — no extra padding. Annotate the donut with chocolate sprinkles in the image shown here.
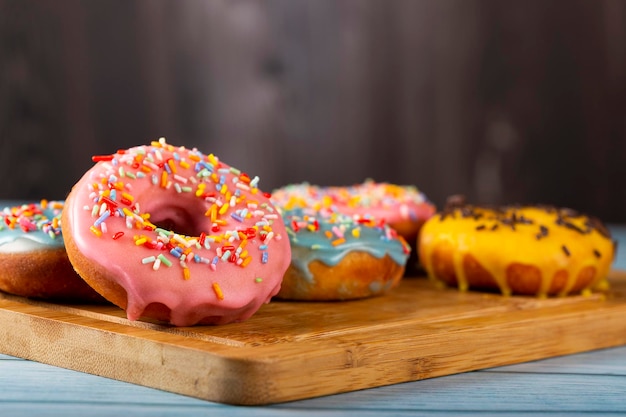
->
[418,199,616,297]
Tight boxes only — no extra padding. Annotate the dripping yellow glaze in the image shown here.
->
[418,205,615,297]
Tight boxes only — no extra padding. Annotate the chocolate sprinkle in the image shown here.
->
[536,224,549,240]
[501,217,516,231]
[561,220,586,234]
[562,245,571,257]
[588,216,611,238]
[437,200,612,246]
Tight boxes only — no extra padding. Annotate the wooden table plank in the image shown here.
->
[274,367,626,413]
[3,348,626,416]
[487,347,626,375]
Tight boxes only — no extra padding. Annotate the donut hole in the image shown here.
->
[143,199,208,237]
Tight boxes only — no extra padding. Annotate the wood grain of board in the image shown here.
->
[2,271,626,405]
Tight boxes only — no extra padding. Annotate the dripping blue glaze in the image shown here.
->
[283,208,410,282]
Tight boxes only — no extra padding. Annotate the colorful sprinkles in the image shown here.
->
[83,138,283,299]
[272,181,414,279]
[284,208,410,253]
[277,202,411,283]
[0,200,64,240]
[272,180,431,222]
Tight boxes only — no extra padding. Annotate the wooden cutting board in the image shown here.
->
[3,271,626,405]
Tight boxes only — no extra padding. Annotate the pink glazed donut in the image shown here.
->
[272,180,436,243]
[62,138,291,326]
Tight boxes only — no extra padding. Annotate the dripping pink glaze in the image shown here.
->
[65,139,291,326]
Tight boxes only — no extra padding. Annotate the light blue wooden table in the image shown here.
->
[2,227,626,417]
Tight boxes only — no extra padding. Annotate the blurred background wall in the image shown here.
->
[1,0,625,221]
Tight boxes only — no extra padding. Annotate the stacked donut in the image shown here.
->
[272,181,436,244]
[271,181,433,300]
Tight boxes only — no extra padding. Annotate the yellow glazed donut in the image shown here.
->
[418,201,615,297]
[62,139,291,326]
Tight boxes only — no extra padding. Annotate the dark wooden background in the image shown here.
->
[1,0,626,221]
